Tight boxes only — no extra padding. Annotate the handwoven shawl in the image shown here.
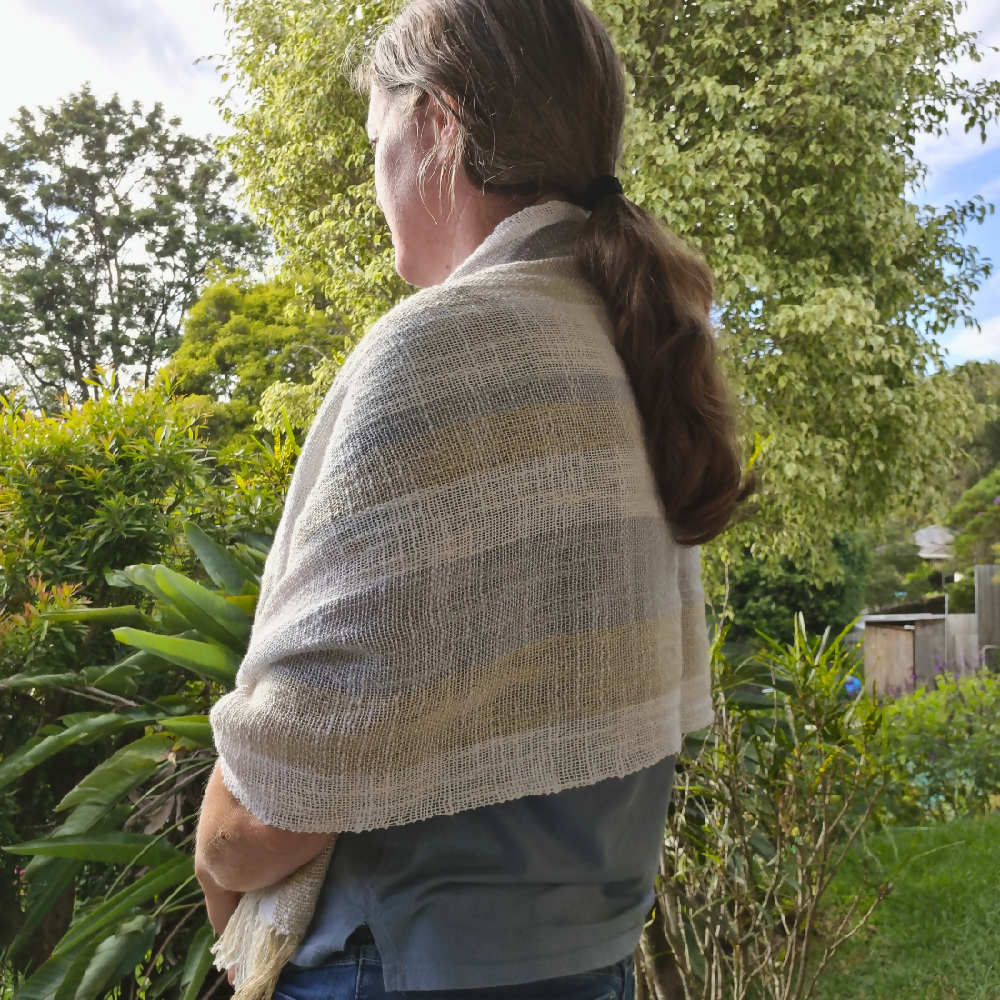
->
[209,201,713,998]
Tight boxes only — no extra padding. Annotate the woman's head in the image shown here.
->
[360,0,751,543]
[363,0,624,286]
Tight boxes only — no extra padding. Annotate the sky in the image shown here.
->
[0,0,998,364]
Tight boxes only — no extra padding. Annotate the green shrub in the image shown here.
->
[877,673,1000,825]
[0,380,209,608]
[0,524,261,999]
[167,271,352,446]
[636,621,893,1000]
[0,580,95,952]
[722,536,870,644]
[0,381,296,975]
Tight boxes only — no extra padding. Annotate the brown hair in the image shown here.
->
[359,0,751,544]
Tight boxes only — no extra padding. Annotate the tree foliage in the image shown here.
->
[614,0,995,580]
[947,466,1000,569]
[219,0,997,586]
[0,89,266,404]
[724,535,870,643]
[0,379,210,610]
[168,271,352,444]
[218,2,406,335]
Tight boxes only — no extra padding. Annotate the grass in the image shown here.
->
[813,812,1000,1000]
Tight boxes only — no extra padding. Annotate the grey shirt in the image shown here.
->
[292,755,676,992]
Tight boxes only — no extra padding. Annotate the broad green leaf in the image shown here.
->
[72,915,155,1000]
[113,628,240,687]
[79,662,143,695]
[153,565,252,650]
[5,833,182,866]
[153,695,199,717]
[184,522,258,593]
[232,543,266,573]
[40,606,150,628]
[180,925,216,1000]
[153,602,195,634]
[60,712,104,728]
[118,648,172,673]
[225,594,258,614]
[56,855,194,956]
[13,936,92,1000]
[0,672,84,692]
[1,666,143,696]
[245,533,273,555]
[56,733,176,812]
[53,802,133,840]
[161,715,214,748]
[124,564,169,602]
[12,806,130,957]
[0,711,151,791]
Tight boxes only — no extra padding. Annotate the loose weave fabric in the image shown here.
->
[210,200,713,838]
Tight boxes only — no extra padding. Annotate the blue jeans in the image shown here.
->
[275,946,635,1000]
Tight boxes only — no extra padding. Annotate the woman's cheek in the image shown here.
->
[376,142,412,244]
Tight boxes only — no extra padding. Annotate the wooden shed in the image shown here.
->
[863,612,980,694]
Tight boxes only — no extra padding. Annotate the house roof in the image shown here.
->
[861,613,944,628]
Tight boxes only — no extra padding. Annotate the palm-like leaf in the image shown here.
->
[6,523,266,1000]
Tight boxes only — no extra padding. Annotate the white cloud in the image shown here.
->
[910,0,1000,198]
[913,121,996,181]
[0,0,229,138]
[29,0,195,76]
[943,314,1000,364]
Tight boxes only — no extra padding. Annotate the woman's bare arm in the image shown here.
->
[194,762,334,896]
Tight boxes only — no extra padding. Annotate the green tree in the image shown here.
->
[947,467,1000,569]
[219,0,996,587]
[953,361,1000,493]
[0,89,266,405]
[168,271,352,443]
[862,519,926,611]
[725,534,870,643]
[612,0,994,582]
[219,1,406,335]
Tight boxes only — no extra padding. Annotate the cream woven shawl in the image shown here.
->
[209,201,713,998]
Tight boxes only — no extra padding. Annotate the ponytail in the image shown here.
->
[577,195,752,544]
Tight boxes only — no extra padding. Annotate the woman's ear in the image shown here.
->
[428,94,462,161]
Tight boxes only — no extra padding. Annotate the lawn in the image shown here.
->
[814,812,1000,1000]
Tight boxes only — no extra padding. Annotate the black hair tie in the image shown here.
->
[581,175,623,211]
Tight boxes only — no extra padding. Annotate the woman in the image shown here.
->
[194,1,749,998]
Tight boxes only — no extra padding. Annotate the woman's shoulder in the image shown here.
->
[363,257,608,370]
[331,259,627,432]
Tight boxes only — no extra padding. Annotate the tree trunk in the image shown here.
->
[15,883,75,974]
